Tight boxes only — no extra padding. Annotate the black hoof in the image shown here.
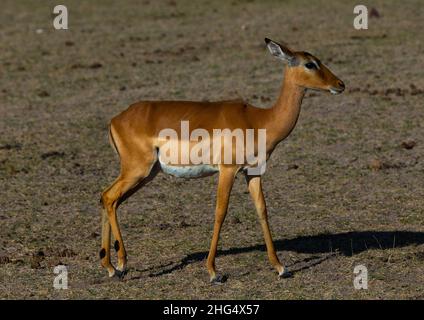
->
[210,274,228,285]
[279,270,293,279]
[112,269,127,280]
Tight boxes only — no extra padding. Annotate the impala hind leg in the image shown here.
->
[100,159,159,278]
[101,175,140,278]
[245,175,292,278]
[100,202,114,277]
[206,166,237,284]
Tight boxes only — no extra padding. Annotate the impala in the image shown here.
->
[99,38,345,283]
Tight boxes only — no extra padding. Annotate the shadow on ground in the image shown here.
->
[128,231,424,279]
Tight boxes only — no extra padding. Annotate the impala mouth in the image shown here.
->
[330,87,344,95]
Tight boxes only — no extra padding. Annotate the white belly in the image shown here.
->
[159,161,218,178]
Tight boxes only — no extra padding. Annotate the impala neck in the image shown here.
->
[264,68,306,149]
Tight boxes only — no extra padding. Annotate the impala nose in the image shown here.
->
[330,80,345,95]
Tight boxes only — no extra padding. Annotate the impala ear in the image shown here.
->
[265,38,297,65]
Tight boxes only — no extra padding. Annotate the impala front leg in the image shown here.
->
[245,175,292,278]
[206,166,237,284]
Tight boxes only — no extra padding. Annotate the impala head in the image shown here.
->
[265,38,345,94]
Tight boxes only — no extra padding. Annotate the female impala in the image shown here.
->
[99,38,345,283]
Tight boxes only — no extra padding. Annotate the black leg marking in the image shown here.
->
[99,248,106,259]
[114,240,120,252]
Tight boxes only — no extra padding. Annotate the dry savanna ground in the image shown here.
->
[1,0,424,299]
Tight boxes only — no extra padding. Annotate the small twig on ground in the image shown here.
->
[373,235,383,250]
[387,235,396,264]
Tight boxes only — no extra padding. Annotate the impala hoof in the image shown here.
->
[111,269,127,280]
[210,274,228,285]
[278,269,293,279]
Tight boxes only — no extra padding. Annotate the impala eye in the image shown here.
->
[305,62,316,69]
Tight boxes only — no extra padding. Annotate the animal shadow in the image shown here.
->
[129,230,424,279]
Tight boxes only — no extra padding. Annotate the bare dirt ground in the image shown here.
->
[1,0,424,299]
